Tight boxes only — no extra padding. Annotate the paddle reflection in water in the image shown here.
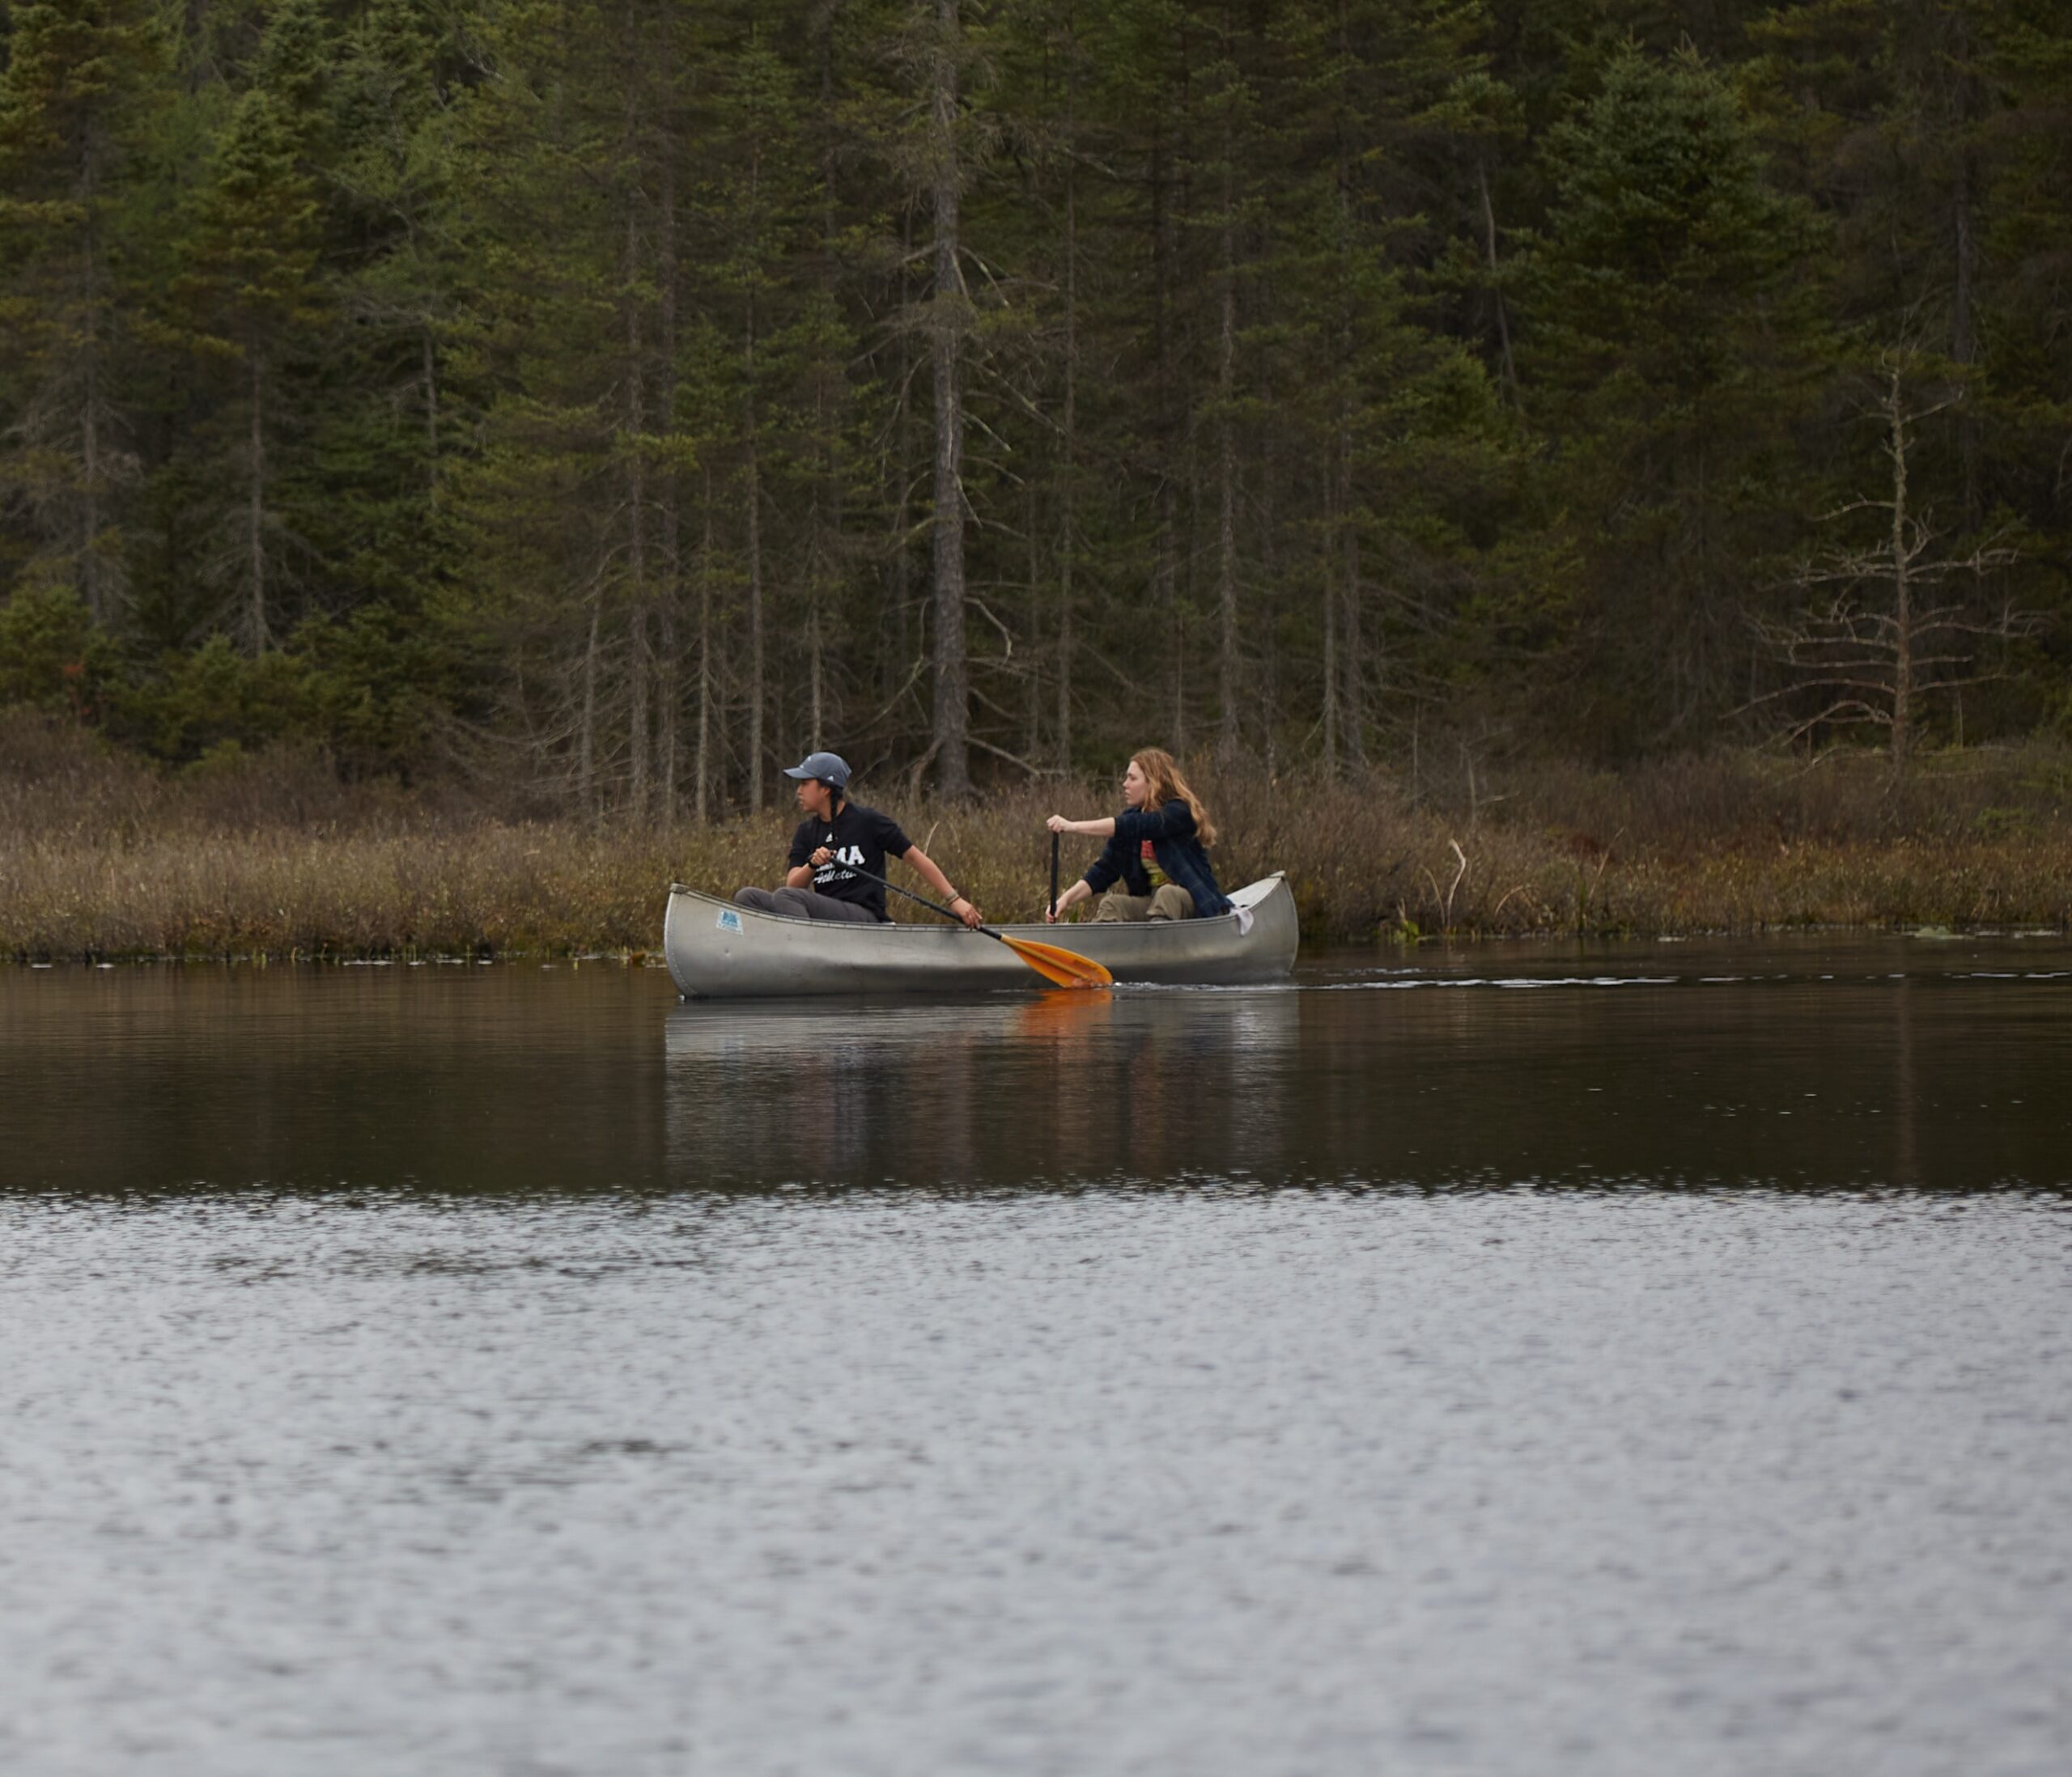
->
[664,990,1301,1189]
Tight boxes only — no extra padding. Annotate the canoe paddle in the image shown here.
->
[840,863,1113,990]
[1050,831,1061,922]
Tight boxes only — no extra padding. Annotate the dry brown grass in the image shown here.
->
[2,713,2067,957]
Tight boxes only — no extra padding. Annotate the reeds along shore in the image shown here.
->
[2,716,2069,959]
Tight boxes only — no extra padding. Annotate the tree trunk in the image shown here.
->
[80,218,103,621]
[1025,477,1041,761]
[1322,472,1339,778]
[1951,15,1981,524]
[929,0,971,798]
[1952,157,1980,522]
[83,341,102,621]
[696,473,713,825]
[249,355,268,655]
[1888,368,1913,776]
[812,2,839,761]
[1215,107,1238,764]
[657,134,680,817]
[422,328,439,503]
[1257,422,1279,776]
[1340,350,1365,773]
[1179,418,1195,753]
[745,282,765,814]
[1343,492,1365,770]
[624,201,650,824]
[810,609,825,750]
[1476,156,1519,410]
[1151,122,1182,746]
[1335,65,1363,773]
[579,592,601,816]
[891,204,915,710]
[1055,11,1077,775]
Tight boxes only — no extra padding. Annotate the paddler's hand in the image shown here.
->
[1044,901,1059,925]
[951,894,983,930]
[1045,813,1072,834]
[809,846,834,867]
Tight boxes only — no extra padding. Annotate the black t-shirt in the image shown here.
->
[787,800,912,918]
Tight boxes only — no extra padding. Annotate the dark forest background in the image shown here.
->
[2,0,2067,818]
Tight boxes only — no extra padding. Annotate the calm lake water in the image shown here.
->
[2,938,2068,1775]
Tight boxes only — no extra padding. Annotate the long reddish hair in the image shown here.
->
[1132,748,1216,846]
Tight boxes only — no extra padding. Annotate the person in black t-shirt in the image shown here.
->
[732,751,985,926]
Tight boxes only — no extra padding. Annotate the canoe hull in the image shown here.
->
[663,873,1298,999]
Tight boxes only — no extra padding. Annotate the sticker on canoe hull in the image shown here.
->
[716,908,743,933]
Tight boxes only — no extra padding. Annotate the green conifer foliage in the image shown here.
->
[2,0,2067,791]
[166,2,329,653]
[1747,0,2070,733]
[1526,45,1826,749]
[0,0,163,616]
[308,0,470,613]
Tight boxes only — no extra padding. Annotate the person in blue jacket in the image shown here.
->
[1045,748,1233,923]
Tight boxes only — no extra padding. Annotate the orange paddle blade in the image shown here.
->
[998,933,1113,989]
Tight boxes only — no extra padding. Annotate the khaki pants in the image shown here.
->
[1093,883,1195,922]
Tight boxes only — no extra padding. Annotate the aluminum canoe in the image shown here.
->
[662,872,1298,999]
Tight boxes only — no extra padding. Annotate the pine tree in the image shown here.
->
[1748,0,2072,734]
[1260,0,1518,773]
[700,25,814,812]
[317,0,473,575]
[166,0,330,653]
[1976,0,2072,711]
[0,0,163,617]
[1526,44,1825,749]
[922,0,976,796]
[440,0,626,808]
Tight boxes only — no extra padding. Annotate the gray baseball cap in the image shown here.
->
[782,750,851,789]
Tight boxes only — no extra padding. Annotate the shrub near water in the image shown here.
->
[2,715,2068,957]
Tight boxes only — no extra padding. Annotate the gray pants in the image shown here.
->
[1093,883,1195,922]
[733,885,881,923]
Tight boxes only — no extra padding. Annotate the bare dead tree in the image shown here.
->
[656,83,681,820]
[1213,6,1241,766]
[1750,358,2032,775]
[927,0,973,799]
[1054,0,1079,777]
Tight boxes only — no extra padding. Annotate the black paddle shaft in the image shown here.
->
[1050,833,1061,919]
[832,859,1112,989]
[836,862,1010,947]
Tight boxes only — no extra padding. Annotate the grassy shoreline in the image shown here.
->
[4,718,2068,959]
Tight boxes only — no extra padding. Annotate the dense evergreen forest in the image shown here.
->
[2,0,2067,816]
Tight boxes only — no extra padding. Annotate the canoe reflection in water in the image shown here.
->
[664,989,1301,1190]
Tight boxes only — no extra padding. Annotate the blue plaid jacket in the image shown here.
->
[1081,799,1233,916]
